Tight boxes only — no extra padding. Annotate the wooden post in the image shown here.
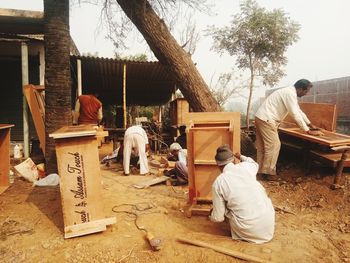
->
[21,42,29,158]
[77,59,82,96]
[39,46,45,86]
[123,63,127,128]
[49,125,115,238]
[0,124,14,194]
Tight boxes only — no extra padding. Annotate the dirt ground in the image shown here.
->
[0,142,349,263]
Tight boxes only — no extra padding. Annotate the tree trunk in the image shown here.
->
[44,0,72,173]
[116,0,220,112]
[246,68,254,130]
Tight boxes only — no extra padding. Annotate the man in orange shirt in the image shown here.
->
[74,91,103,125]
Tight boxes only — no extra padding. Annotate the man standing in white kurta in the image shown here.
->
[209,145,275,244]
[123,125,149,175]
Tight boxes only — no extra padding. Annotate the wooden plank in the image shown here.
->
[24,85,46,154]
[310,150,350,167]
[177,237,269,263]
[284,102,337,131]
[49,125,97,139]
[193,129,231,161]
[0,125,12,188]
[133,176,170,189]
[64,217,116,238]
[193,160,217,165]
[279,127,350,147]
[0,124,14,130]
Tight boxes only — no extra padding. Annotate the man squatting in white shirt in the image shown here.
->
[209,145,275,244]
[254,79,324,181]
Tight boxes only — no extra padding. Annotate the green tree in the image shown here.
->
[210,0,300,128]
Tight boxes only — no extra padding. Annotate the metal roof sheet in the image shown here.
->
[71,56,178,106]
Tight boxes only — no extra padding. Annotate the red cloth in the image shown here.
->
[78,95,102,124]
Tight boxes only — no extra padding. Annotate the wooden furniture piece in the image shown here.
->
[186,112,240,216]
[24,84,45,155]
[169,98,190,137]
[49,125,115,238]
[279,122,350,189]
[284,102,338,132]
[0,124,14,194]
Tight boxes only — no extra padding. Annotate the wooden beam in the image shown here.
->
[123,63,127,128]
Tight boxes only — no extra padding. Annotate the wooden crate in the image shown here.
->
[0,124,14,194]
[187,116,240,206]
[50,125,115,238]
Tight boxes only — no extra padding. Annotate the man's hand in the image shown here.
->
[308,123,318,130]
[233,152,241,159]
[307,129,324,136]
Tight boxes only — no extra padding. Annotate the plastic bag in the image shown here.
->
[33,173,60,186]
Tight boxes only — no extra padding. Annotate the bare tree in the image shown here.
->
[209,72,245,108]
[100,0,220,112]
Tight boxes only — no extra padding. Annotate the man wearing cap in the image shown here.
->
[255,79,323,180]
[123,125,150,175]
[209,145,275,244]
[165,142,188,185]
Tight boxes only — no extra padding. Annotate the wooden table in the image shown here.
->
[0,124,14,194]
[50,125,115,238]
[279,123,350,188]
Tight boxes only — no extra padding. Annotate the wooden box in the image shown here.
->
[50,125,115,238]
[187,113,240,204]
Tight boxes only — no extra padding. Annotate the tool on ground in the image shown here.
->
[112,203,163,251]
[177,236,270,263]
[145,231,162,251]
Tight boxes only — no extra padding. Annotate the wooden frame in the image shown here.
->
[24,84,45,155]
[50,125,115,238]
[0,124,14,194]
[186,113,240,214]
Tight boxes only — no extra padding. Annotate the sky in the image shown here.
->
[2,0,350,100]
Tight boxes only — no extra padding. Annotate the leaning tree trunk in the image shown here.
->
[44,0,72,173]
[116,0,221,112]
[246,69,254,130]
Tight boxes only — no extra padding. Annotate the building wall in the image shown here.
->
[300,76,350,134]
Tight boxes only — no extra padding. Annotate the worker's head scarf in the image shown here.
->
[215,144,234,166]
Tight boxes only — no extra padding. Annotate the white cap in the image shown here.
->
[169,143,182,151]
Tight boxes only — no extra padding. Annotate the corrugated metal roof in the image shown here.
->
[71,56,178,106]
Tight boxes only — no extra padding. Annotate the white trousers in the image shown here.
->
[123,133,149,175]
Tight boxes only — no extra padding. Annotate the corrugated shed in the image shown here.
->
[71,56,178,106]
